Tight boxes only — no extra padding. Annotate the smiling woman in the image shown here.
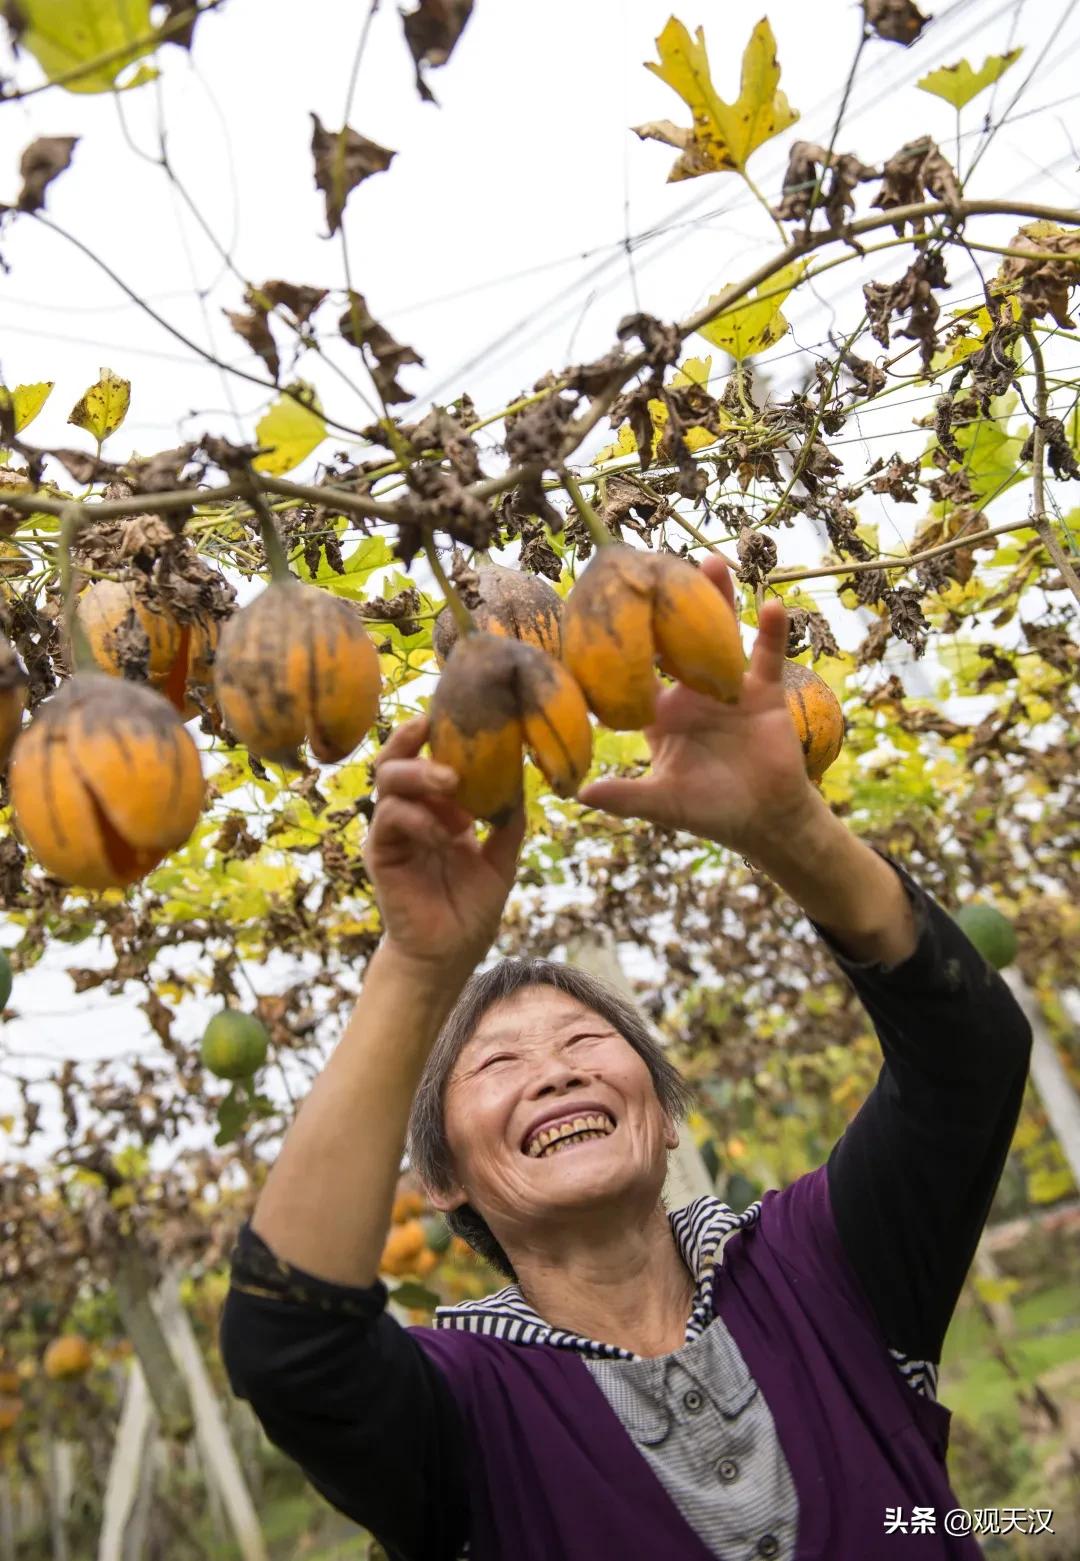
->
[219,585,1032,1561]
[408,962,692,1279]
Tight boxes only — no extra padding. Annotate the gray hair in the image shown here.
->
[406,957,695,1280]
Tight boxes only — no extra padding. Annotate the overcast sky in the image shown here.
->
[2,0,1077,1159]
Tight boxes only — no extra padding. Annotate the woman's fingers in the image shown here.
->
[372,713,429,774]
[368,794,453,854]
[699,554,738,616]
[748,598,788,687]
[373,755,458,802]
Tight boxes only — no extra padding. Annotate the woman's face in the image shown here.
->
[429,985,678,1245]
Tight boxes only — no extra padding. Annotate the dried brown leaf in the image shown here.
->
[310,115,395,236]
[257,280,329,326]
[15,136,78,214]
[224,306,280,381]
[773,141,878,229]
[338,292,423,405]
[402,0,474,103]
[864,0,931,45]
[873,137,960,234]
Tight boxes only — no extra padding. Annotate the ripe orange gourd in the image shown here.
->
[9,674,204,890]
[42,1334,93,1381]
[380,1218,427,1277]
[430,631,592,826]
[161,613,222,719]
[214,582,381,766]
[77,579,182,684]
[392,1190,426,1224]
[433,563,564,667]
[0,1396,22,1432]
[782,660,844,782]
[0,1370,20,1396]
[562,545,744,728]
[0,640,28,768]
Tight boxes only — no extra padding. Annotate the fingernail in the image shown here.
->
[431,765,458,788]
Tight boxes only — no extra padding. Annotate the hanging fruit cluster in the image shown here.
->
[428,531,845,826]
[2,489,844,897]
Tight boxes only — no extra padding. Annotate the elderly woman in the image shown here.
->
[221,565,1031,1561]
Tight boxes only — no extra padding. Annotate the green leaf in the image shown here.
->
[68,368,130,443]
[214,1086,247,1146]
[391,1280,440,1312]
[18,0,160,94]
[0,382,54,434]
[253,384,327,476]
[917,49,1022,110]
[697,262,804,360]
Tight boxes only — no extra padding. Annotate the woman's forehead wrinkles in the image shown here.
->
[471,1003,610,1052]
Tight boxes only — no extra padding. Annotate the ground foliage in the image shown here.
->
[0,0,1077,1361]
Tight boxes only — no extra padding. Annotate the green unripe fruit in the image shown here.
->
[953,903,1018,971]
[0,950,11,1011]
[200,1011,269,1080]
[421,1214,451,1255]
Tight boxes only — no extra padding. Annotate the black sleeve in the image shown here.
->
[219,1224,469,1561]
[822,859,1032,1363]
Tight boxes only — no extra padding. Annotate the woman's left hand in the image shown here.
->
[575,556,820,860]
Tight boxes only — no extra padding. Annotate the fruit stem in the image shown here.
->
[58,503,99,673]
[559,467,613,550]
[424,536,475,636]
[245,477,293,583]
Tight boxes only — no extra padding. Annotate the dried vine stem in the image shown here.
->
[767,516,1037,587]
[424,537,474,636]
[1020,325,1080,614]
[465,199,1080,510]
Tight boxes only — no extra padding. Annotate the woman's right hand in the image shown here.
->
[362,714,526,977]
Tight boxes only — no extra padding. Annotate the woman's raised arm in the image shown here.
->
[249,711,524,1287]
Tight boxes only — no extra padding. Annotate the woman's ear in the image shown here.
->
[425,1181,469,1214]
[663,1115,680,1152]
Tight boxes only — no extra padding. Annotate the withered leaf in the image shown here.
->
[401,0,474,104]
[863,251,948,371]
[157,0,201,49]
[1020,416,1080,481]
[991,223,1080,329]
[773,141,878,229]
[736,525,777,587]
[47,447,122,484]
[257,280,328,326]
[338,292,423,405]
[310,115,396,236]
[15,136,78,214]
[402,405,481,483]
[873,137,961,234]
[224,305,280,381]
[864,0,930,45]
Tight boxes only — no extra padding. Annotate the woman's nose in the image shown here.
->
[531,1065,590,1099]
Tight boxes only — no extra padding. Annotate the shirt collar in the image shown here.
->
[431,1194,761,1360]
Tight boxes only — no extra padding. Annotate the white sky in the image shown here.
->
[2,0,1078,1160]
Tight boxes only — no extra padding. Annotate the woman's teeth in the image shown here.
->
[526,1113,614,1157]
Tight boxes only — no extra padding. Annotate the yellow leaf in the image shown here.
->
[670,356,712,388]
[0,382,54,434]
[917,49,1022,111]
[973,1274,1021,1306]
[68,368,130,444]
[592,422,639,466]
[253,384,327,475]
[638,16,798,180]
[17,0,159,94]
[697,261,804,360]
[1027,1166,1075,1205]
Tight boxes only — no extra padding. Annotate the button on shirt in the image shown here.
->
[588,1317,798,1561]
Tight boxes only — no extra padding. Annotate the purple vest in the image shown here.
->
[412,1166,983,1560]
